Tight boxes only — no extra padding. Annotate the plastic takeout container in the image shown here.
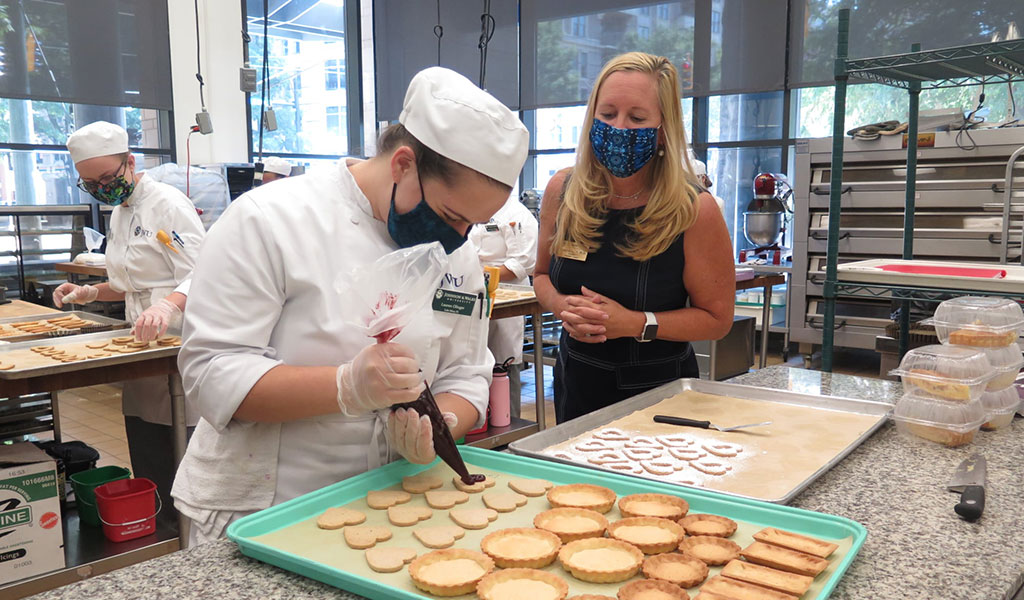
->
[925,296,1024,347]
[979,386,1020,431]
[975,345,1024,391]
[892,391,986,447]
[889,344,995,402]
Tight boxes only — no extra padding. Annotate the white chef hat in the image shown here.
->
[67,121,129,164]
[400,67,528,188]
[686,149,707,176]
[262,156,292,176]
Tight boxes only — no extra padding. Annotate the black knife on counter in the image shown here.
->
[948,453,986,521]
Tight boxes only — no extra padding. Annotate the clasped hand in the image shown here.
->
[559,286,637,343]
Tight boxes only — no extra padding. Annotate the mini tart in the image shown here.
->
[608,517,686,554]
[677,535,741,566]
[408,548,494,597]
[567,596,616,600]
[558,537,644,583]
[677,513,737,538]
[534,508,609,543]
[642,552,709,588]
[476,568,569,600]
[619,493,689,520]
[480,528,561,568]
[616,579,689,600]
[547,484,616,513]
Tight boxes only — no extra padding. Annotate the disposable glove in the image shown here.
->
[336,342,424,417]
[53,283,99,308]
[133,299,181,342]
[387,407,435,464]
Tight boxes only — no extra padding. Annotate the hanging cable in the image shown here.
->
[194,0,206,110]
[477,0,495,88]
[257,0,270,161]
[433,0,444,66]
[186,126,200,196]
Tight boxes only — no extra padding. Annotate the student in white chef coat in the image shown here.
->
[468,197,538,417]
[55,121,206,525]
[259,156,292,183]
[172,67,529,545]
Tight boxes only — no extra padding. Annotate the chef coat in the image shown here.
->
[171,159,492,519]
[468,197,538,364]
[106,173,205,425]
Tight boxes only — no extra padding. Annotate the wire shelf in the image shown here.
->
[846,39,1024,89]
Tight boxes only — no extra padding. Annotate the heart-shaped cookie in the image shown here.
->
[604,461,643,474]
[402,473,444,494]
[702,442,744,458]
[640,459,681,476]
[574,439,613,452]
[657,434,695,448]
[316,507,366,530]
[424,490,470,509]
[691,458,732,476]
[413,525,466,548]
[593,428,629,441]
[624,435,661,448]
[549,451,574,460]
[453,475,496,493]
[387,505,433,526]
[366,490,412,509]
[449,507,499,530]
[588,450,628,465]
[668,447,706,461]
[482,491,528,513]
[344,525,392,549]
[623,447,664,461]
[507,478,554,497]
[365,547,417,573]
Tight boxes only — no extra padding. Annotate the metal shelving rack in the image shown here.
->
[821,8,1024,371]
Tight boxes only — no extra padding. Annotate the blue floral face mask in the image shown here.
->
[387,176,468,254]
[589,118,659,179]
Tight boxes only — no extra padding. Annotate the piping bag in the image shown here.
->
[338,242,481,484]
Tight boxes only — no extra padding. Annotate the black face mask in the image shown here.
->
[386,175,468,254]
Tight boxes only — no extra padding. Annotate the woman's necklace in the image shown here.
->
[611,189,644,200]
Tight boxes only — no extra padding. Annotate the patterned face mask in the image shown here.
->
[589,118,659,179]
[77,160,136,206]
[387,175,468,254]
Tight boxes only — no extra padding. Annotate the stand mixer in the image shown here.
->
[742,172,793,261]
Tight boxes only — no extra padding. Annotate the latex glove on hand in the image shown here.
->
[133,299,181,343]
[53,283,99,308]
[387,407,435,464]
[336,342,425,417]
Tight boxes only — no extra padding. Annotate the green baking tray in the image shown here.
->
[227,446,866,600]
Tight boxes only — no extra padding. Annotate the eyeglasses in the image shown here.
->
[76,159,128,195]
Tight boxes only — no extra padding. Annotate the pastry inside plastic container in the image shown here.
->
[891,390,986,447]
[889,344,994,402]
[927,296,1024,347]
[979,386,1019,430]
[979,345,1024,391]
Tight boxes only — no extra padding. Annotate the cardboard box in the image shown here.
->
[0,443,65,583]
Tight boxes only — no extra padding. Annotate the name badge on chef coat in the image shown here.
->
[432,288,477,316]
[557,242,588,262]
[485,223,499,232]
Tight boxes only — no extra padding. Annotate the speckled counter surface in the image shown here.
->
[28,366,1024,600]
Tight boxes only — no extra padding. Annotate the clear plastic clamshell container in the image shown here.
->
[926,296,1024,347]
[980,345,1024,391]
[889,344,995,402]
[979,386,1020,431]
[892,391,986,447]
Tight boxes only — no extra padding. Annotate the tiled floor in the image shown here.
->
[48,384,131,470]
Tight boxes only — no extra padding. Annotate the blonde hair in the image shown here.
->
[551,52,702,262]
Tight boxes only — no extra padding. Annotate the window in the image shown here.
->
[325,59,344,91]
[246,1,353,158]
[578,52,588,78]
[711,10,721,34]
[708,146,784,255]
[639,26,650,39]
[572,17,586,37]
[326,106,342,135]
[708,92,784,143]
[658,5,671,20]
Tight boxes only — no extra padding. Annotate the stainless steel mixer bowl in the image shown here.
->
[742,211,784,247]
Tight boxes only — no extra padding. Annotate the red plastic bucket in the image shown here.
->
[93,477,160,542]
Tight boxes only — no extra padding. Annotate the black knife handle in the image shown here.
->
[955,485,985,521]
[654,415,711,429]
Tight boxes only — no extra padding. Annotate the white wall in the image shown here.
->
[167,0,248,165]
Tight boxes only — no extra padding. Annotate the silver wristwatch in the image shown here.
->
[635,311,658,342]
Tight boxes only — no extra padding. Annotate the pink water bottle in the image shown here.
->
[489,371,511,427]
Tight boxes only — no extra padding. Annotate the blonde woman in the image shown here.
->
[534,52,734,423]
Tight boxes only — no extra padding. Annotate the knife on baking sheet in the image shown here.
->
[653,415,772,432]
[948,453,986,521]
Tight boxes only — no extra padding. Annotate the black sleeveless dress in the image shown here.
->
[550,206,698,423]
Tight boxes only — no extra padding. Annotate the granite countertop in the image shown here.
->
[29,366,1024,600]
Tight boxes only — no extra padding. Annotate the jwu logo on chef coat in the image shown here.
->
[133,225,154,238]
